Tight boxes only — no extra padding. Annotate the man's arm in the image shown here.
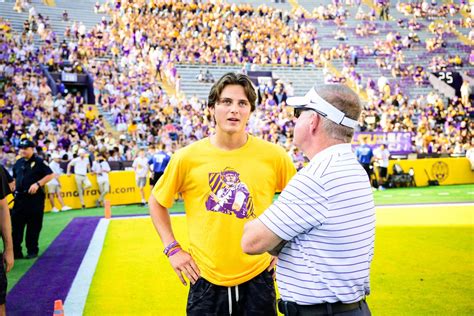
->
[66,159,74,175]
[1,166,14,192]
[28,174,55,194]
[242,218,284,255]
[149,194,200,286]
[103,162,111,173]
[0,197,13,272]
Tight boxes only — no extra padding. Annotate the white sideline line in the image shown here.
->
[64,219,110,315]
[438,192,450,195]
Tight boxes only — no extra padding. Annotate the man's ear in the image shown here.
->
[309,113,320,134]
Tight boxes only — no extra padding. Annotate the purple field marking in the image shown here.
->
[7,217,100,315]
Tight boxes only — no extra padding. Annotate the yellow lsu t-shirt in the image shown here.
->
[152,135,296,286]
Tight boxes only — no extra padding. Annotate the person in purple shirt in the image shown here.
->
[57,134,71,151]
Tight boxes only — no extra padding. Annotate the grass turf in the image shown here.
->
[82,206,472,315]
[373,184,474,205]
[369,226,474,315]
[84,217,189,315]
[6,184,474,313]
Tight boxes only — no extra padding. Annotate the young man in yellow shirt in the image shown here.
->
[149,73,296,315]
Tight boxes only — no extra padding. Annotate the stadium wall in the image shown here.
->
[388,157,474,187]
[44,171,152,211]
[7,158,472,212]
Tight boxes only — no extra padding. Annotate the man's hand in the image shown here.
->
[168,250,200,286]
[268,240,288,256]
[8,182,15,193]
[28,182,40,194]
[3,248,13,273]
[267,256,278,278]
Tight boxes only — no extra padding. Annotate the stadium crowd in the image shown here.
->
[0,0,473,174]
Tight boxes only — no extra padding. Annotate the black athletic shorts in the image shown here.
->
[187,269,277,316]
[0,259,7,305]
[378,166,388,178]
[149,172,164,186]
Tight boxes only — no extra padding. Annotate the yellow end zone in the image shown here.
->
[84,205,473,315]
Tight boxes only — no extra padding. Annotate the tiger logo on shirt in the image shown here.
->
[205,167,255,219]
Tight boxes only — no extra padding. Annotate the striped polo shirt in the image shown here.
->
[259,143,375,305]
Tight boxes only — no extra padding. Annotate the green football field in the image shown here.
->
[7,184,474,315]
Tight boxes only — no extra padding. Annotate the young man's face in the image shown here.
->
[210,84,251,137]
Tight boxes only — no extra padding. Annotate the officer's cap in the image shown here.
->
[18,139,35,149]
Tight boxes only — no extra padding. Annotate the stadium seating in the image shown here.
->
[0,0,472,172]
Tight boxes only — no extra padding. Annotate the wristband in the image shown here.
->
[36,182,41,187]
[167,247,181,257]
[163,240,179,256]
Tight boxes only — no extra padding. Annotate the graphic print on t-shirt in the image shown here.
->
[205,167,255,219]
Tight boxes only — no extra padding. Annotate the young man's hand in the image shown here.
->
[169,250,200,286]
[3,248,14,273]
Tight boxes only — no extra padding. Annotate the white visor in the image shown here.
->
[286,88,357,129]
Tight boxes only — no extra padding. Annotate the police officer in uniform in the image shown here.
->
[11,139,53,259]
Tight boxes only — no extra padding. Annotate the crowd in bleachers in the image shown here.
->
[0,0,473,172]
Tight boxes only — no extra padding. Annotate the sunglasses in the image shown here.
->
[293,107,319,118]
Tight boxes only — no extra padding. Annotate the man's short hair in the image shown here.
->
[316,84,362,142]
[207,72,257,111]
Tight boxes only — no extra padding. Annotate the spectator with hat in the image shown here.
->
[91,153,111,207]
[67,148,91,209]
[46,153,72,212]
[373,143,391,190]
[132,149,149,206]
[11,138,53,259]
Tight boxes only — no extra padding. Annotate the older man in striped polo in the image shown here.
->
[242,84,374,316]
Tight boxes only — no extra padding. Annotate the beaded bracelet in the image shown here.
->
[163,240,179,256]
[167,247,182,257]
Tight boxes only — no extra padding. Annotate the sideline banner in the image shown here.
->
[45,170,152,211]
[388,157,474,186]
[352,132,413,155]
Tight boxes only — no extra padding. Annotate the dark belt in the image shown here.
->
[278,299,364,316]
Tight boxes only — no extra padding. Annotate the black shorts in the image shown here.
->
[378,166,388,178]
[0,260,6,305]
[361,164,373,177]
[187,269,277,316]
[149,172,164,186]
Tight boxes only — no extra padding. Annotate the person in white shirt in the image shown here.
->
[67,149,91,209]
[46,153,72,212]
[466,144,474,171]
[132,149,148,205]
[373,143,391,190]
[242,84,374,316]
[91,153,111,207]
